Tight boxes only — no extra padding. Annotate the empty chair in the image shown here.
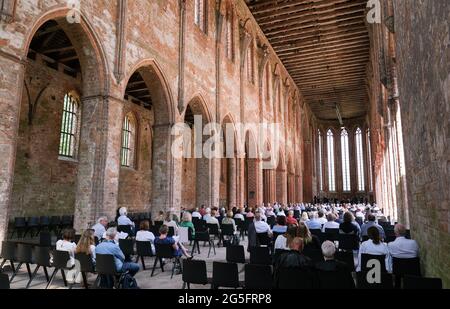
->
[303,248,324,264]
[207,224,220,240]
[39,216,50,233]
[249,246,271,265]
[95,254,123,289]
[226,245,246,264]
[24,217,40,238]
[212,262,240,289]
[135,241,154,270]
[338,234,360,251]
[244,264,273,289]
[182,259,211,289]
[49,216,61,236]
[256,233,270,247]
[191,231,215,258]
[47,250,72,289]
[393,257,421,288]
[356,272,394,289]
[39,232,52,247]
[60,216,73,230]
[221,224,235,242]
[151,243,181,279]
[119,239,134,257]
[324,228,340,242]
[0,241,16,272]
[10,244,34,284]
[275,267,316,289]
[335,251,356,271]
[10,217,27,239]
[317,269,355,289]
[0,273,10,289]
[27,246,52,289]
[360,254,387,273]
[75,253,95,289]
[403,275,442,290]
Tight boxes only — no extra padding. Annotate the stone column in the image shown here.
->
[0,56,25,242]
[228,158,237,209]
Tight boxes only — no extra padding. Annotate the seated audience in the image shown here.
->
[246,208,255,218]
[254,211,272,236]
[221,211,237,233]
[321,213,340,232]
[387,224,419,258]
[361,214,385,240]
[274,225,297,251]
[163,212,179,235]
[179,212,196,237]
[206,209,221,230]
[357,226,391,273]
[103,222,128,242]
[316,241,354,288]
[306,212,322,230]
[75,229,97,264]
[317,211,327,225]
[191,208,202,219]
[273,215,288,234]
[96,228,140,276]
[234,208,245,222]
[286,211,299,226]
[135,220,156,253]
[297,222,321,250]
[92,217,108,240]
[339,212,361,235]
[154,225,192,259]
[56,228,77,266]
[300,212,310,223]
[155,210,165,222]
[202,208,212,221]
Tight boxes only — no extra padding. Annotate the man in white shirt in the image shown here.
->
[234,208,245,221]
[254,212,272,236]
[322,213,340,232]
[388,224,419,259]
[117,207,135,227]
[192,208,202,219]
[206,209,220,230]
[92,216,108,240]
[317,210,327,226]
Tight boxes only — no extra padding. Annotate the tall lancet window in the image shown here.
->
[327,129,336,192]
[318,130,323,191]
[356,127,365,191]
[341,128,351,191]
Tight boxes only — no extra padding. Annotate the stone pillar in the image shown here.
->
[276,169,288,204]
[0,56,25,242]
[74,95,123,230]
[209,157,220,209]
[236,157,245,208]
[228,158,237,209]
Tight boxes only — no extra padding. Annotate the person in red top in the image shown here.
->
[286,210,299,226]
[199,205,206,217]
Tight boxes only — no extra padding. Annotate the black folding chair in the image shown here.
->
[226,245,246,264]
[135,241,154,270]
[0,241,16,272]
[324,228,340,242]
[244,264,273,289]
[303,248,324,264]
[193,219,207,232]
[27,246,51,289]
[151,243,181,279]
[276,267,316,289]
[119,239,134,258]
[310,229,322,238]
[318,269,355,289]
[39,232,52,247]
[49,216,61,236]
[336,251,356,271]
[361,254,387,273]
[95,254,124,289]
[47,250,72,289]
[182,259,211,289]
[191,231,216,258]
[249,246,271,265]
[338,234,360,251]
[10,217,26,239]
[207,224,221,244]
[356,272,393,289]
[393,257,421,288]
[24,217,39,238]
[39,216,50,233]
[118,225,133,237]
[212,262,241,289]
[256,233,270,247]
[10,244,34,284]
[403,275,442,290]
[74,253,95,289]
[60,216,73,230]
[0,273,10,289]
[236,219,246,240]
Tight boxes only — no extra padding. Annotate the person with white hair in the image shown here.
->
[192,208,202,219]
[203,208,212,221]
[387,224,419,259]
[321,213,340,232]
[95,228,140,277]
[117,207,135,227]
[92,216,108,240]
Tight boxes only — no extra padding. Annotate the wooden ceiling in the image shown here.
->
[246,0,370,120]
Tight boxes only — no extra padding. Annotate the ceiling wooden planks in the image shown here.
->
[246,0,370,120]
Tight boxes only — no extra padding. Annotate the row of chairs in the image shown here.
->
[9,216,74,239]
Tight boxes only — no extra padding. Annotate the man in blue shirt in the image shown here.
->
[306,212,322,230]
[360,214,385,240]
[96,228,140,276]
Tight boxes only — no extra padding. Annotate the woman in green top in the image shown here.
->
[180,211,195,237]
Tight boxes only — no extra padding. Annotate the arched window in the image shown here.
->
[194,0,207,33]
[59,93,80,158]
[367,129,373,191]
[356,128,365,191]
[327,129,336,192]
[341,128,351,191]
[318,130,323,191]
[246,43,254,83]
[121,114,136,168]
[225,9,234,60]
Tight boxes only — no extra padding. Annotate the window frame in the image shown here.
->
[58,92,81,160]
[341,128,351,192]
[327,129,336,192]
[356,127,366,192]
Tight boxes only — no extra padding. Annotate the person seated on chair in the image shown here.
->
[191,208,202,219]
[274,225,297,251]
[254,211,272,237]
[234,208,245,222]
[76,229,97,264]
[361,214,385,240]
[179,212,196,238]
[317,210,327,226]
[154,225,192,259]
[56,228,77,267]
[272,215,288,234]
[92,216,108,240]
[117,207,135,236]
[387,224,419,259]
[163,212,179,236]
[221,211,237,234]
[339,211,361,236]
[202,208,212,221]
[357,226,392,273]
[96,228,140,277]
[321,213,340,232]
[135,220,156,253]
[103,222,128,243]
[206,209,221,231]
[155,210,165,222]
[297,222,321,251]
[246,207,255,218]
[300,212,310,224]
[316,241,354,288]
[306,212,322,230]
[286,210,299,226]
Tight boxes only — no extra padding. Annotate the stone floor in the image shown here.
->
[3,237,250,290]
